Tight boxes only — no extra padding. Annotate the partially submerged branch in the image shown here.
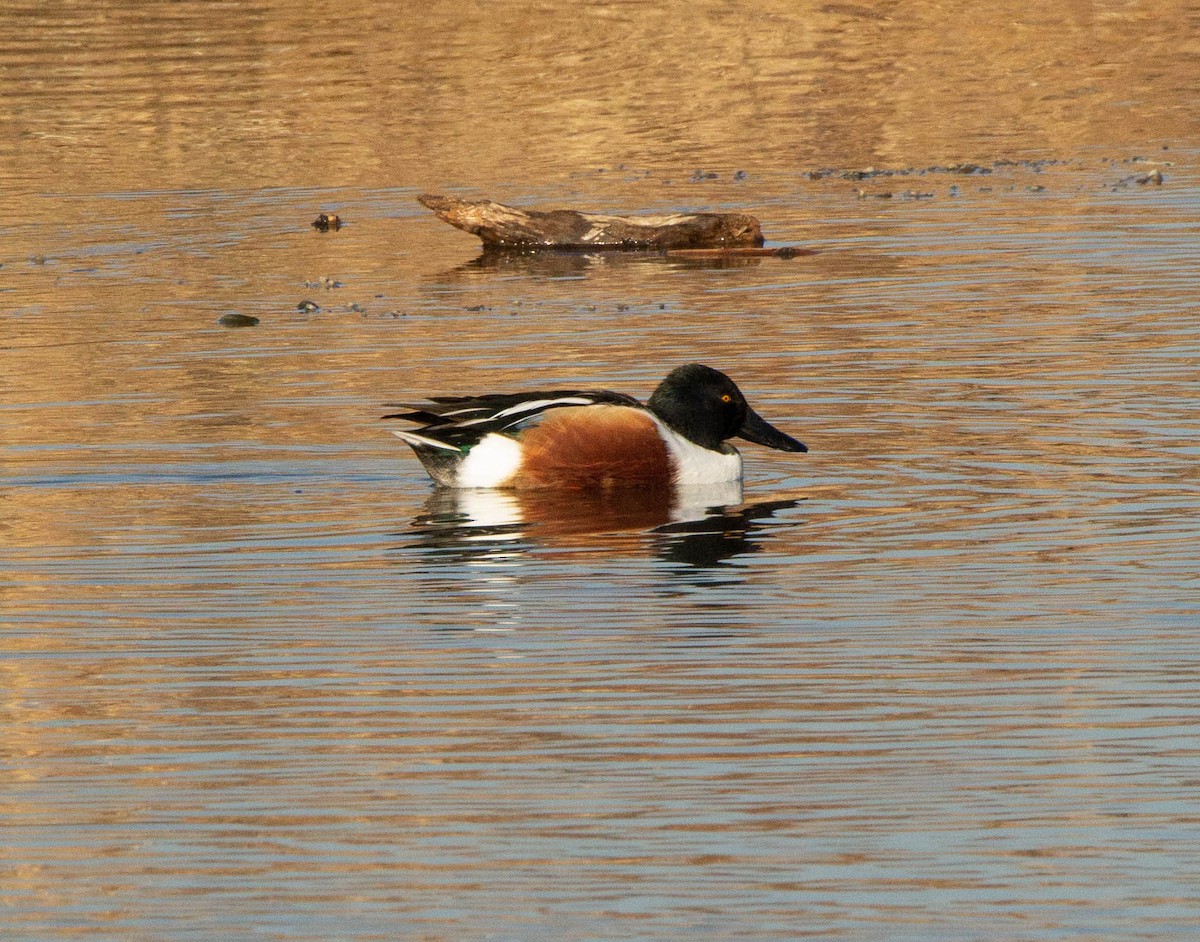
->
[419,194,766,250]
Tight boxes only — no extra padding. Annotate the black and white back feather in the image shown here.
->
[383,389,642,452]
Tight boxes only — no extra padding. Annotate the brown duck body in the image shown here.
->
[418,193,764,250]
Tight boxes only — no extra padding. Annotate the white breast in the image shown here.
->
[653,419,743,485]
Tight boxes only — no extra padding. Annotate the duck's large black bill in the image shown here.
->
[738,407,807,453]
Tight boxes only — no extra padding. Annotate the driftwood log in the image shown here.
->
[419,193,765,251]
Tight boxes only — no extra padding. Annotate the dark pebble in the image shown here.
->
[312,213,341,231]
[218,313,260,328]
[297,300,320,312]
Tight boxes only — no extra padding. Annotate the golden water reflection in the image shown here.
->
[3,0,1200,939]
[2,0,1195,195]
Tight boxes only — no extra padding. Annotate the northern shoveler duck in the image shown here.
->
[385,363,806,490]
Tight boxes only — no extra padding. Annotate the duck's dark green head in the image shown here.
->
[647,364,807,453]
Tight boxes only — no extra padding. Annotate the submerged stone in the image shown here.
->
[217,313,260,328]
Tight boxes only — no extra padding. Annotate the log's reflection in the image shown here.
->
[447,247,786,278]
[407,483,801,567]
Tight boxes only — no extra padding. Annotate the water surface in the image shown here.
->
[3,2,1200,939]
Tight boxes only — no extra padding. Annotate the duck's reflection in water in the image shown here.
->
[407,482,802,568]
[650,496,803,568]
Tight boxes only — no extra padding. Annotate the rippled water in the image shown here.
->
[4,1,1200,939]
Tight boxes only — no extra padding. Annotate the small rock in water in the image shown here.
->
[950,163,991,175]
[312,213,341,231]
[217,312,260,328]
[1113,168,1166,189]
[297,299,320,313]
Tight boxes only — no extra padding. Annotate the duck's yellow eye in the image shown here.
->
[721,394,732,403]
